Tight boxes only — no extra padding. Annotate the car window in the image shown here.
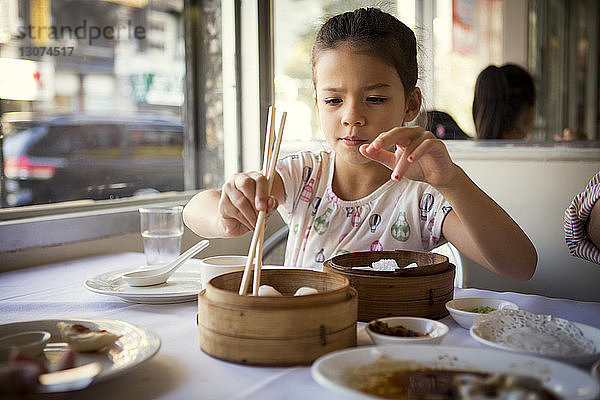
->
[75,125,122,158]
[28,124,121,158]
[129,127,183,159]
[3,126,45,158]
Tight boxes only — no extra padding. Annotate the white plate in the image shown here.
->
[470,310,600,366]
[311,344,600,400]
[0,319,160,387]
[85,267,203,304]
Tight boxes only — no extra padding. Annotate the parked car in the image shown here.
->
[1,112,184,207]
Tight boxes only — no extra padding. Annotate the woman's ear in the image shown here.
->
[313,94,319,115]
[403,87,422,123]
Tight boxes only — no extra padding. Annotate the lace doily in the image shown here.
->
[472,309,596,357]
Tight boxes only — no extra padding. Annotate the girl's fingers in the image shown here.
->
[233,172,269,212]
[232,173,257,215]
[361,126,428,173]
[219,186,255,231]
[220,204,253,233]
[369,126,425,150]
[406,137,440,164]
[390,132,431,180]
[266,197,279,214]
[359,143,396,168]
[220,170,273,234]
[250,173,269,211]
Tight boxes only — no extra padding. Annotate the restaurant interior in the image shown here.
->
[1,0,600,399]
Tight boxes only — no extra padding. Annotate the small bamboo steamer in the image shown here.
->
[198,269,358,366]
[323,250,455,322]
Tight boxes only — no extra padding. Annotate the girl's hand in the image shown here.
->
[359,126,459,188]
[218,172,279,237]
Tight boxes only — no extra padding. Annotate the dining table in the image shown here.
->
[1,251,600,400]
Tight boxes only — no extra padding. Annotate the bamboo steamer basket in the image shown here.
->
[323,250,455,322]
[198,269,358,366]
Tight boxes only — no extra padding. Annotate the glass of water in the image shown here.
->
[139,206,184,266]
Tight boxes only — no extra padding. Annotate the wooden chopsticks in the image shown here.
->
[239,106,287,295]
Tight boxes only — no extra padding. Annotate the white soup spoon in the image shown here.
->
[122,239,210,286]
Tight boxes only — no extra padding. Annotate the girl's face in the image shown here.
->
[313,45,420,167]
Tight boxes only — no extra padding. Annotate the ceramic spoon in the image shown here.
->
[122,239,210,287]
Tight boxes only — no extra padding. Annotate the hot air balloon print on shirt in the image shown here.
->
[351,208,362,227]
[391,211,410,242]
[369,213,382,233]
[315,248,325,263]
[370,240,383,251]
[293,166,312,209]
[314,207,333,235]
[419,193,434,221]
[311,196,322,216]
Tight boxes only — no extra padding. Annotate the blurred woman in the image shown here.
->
[472,64,535,140]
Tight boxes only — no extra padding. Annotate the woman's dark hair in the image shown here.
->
[311,8,418,98]
[472,64,536,139]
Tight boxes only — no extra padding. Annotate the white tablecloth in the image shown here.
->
[1,252,599,399]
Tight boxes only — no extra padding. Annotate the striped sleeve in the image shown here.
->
[564,172,600,264]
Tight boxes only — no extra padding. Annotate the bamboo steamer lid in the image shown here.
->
[198,269,357,366]
[323,250,455,322]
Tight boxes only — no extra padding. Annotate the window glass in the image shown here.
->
[432,0,503,135]
[274,0,599,145]
[30,124,122,157]
[0,0,188,208]
[129,128,183,159]
[529,0,599,140]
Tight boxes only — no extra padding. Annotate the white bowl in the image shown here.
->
[366,317,449,345]
[445,298,519,329]
[200,255,248,287]
[0,330,51,360]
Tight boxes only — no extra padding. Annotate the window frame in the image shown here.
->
[0,0,273,261]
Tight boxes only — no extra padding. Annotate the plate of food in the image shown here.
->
[0,319,160,386]
[85,266,203,304]
[311,344,600,399]
[470,309,600,365]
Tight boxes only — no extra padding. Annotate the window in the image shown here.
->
[0,0,225,257]
[529,0,599,140]
[273,0,599,143]
[0,0,190,209]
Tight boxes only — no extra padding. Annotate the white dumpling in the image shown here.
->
[257,285,283,297]
[294,286,319,296]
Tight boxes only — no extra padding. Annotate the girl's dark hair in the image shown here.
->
[311,8,418,98]
[472,64,536,139]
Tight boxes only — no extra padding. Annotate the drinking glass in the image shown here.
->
[139,206,184,265]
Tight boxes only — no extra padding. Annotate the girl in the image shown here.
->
[184,8,537,280]
[473,64,536,140]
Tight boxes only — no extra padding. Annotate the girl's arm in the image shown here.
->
[183,172,285,238]
[438,168,537,280]
[360,126,537,280]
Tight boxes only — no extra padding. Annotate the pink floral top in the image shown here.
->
[275,151,452,268]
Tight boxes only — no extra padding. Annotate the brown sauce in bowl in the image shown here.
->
[368,321,426,337]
